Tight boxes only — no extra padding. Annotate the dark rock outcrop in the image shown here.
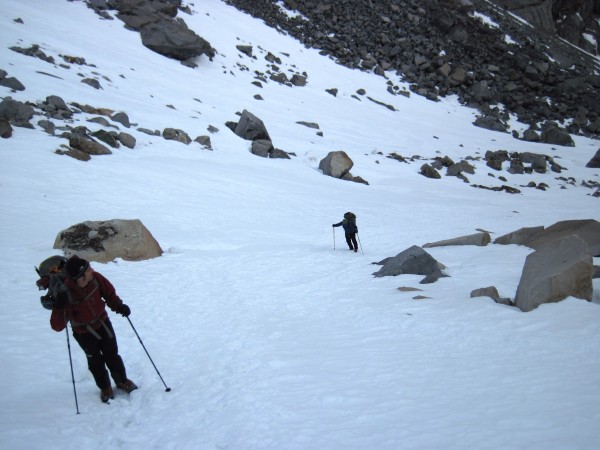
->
[140,19,215,61]
[224,0,600,138]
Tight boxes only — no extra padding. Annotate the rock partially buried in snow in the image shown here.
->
[423,231,491,248]
[54,219,163,263]
[372,245,448,284]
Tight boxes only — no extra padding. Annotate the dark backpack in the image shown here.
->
[343,211,356,225]
[35,255,71,310]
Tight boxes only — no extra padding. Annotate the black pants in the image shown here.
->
[73,318,127,389]
[345,232,358,251]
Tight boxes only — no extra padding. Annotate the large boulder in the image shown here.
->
[163,128,191,145]
[140,19,215,61]
[319,151,353,178]
[69,135,112,156]
[494,220,600,256]
[494,226,545,246]
[514,235,593,312]
[541,126,575,147]
[0,96,34,126]
[54,219,163,263]
[372,245,447,284]
[233,110,271,141]
[526,219,600,256]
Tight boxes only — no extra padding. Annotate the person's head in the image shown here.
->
[66,256,93,287]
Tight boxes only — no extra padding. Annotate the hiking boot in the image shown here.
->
[100,386,114,403]
[116,379,138,393]
[354,249,358,253]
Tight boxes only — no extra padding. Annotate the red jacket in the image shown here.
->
[50,271,124,334]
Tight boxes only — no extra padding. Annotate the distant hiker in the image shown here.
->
[41,255,137,403]
[333,212,358,252]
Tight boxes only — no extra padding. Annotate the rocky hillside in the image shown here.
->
[498,0,600,54]
[223,0,600,139]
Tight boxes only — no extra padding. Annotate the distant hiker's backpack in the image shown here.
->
[35,255,71,310]
[343,211,356,224]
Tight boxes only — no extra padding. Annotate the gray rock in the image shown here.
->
[0,96,34,124]
[236,45,253,57]
[53,219,163,263]
[111,112,131,128]
[470,286,500,299]
[522,128,541,142]
[470,286,513,305]
[234,109,271,141]
[88,117,113,127]
[194,135,212,149]
[140,19,215,61]
[55,145,91,161]
[69,135,112,155]
[514,235,593,312]
[137,127,160,136]
[251,139,273,157]
[494,226,544,246]
[37,120,56,135]
[423,232,491,248]
[0,76,25,91]
[473,116,509,132]
[43,95,71,118]
[270,147,291,159]
[541,125,575,147]
[319,151,353,178]
[525,219,600,256]
[372,245,447,284]
[81,78,102,89]
[507,158,525,174]
[290,74,307,86]
[163,128,191,145]
[586,149,600,168]
[296,121,319,129]
[446,160,475,176]
[92,130,119,148]
[118,132,136,149]
[419,163,441,179]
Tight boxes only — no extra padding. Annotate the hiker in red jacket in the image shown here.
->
[50,255,137,403]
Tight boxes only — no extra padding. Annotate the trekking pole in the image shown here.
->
[64,322,80,414]
[127,317,171,392]
[357,233,364,255]
[333,227,336,250]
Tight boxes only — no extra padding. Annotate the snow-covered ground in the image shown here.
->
[1,1,599,449]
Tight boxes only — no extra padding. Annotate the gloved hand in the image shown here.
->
[117,303,131,317]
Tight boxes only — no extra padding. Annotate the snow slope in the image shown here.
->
[1,1,599,449]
